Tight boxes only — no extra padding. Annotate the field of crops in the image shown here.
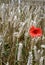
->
[0,0,45,65]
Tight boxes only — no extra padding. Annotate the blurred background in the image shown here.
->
[0,0,45,65]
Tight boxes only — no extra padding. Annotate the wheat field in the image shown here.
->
[0,0,45,65]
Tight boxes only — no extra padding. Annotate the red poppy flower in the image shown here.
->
[29,26,42,38]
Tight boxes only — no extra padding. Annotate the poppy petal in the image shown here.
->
[29,26,42,38]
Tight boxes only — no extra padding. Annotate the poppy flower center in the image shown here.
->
[33,30,38,34]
